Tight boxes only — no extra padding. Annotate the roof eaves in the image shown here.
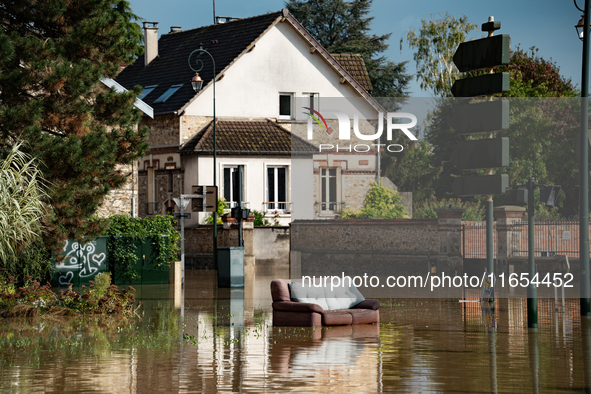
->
[281,9,388,116]
[177,12,284,116]
[100,77,154,118]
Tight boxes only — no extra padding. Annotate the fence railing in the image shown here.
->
[462,220,586,259]
[462,221,497,259]
[508,220,580,257]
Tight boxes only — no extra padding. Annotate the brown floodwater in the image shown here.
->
[1,268,590,393]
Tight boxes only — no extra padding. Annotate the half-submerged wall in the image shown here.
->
[289,207,465,280]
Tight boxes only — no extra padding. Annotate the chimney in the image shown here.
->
[170,26,182,33]
[143,22,158,65]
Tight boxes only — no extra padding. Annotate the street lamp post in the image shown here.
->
[575,0,591,316]
[189,47,218,269]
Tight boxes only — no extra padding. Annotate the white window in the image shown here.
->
[279,93,293,118]
[223,166,244,208]
[320,168,339,211]
[267,166,288,211]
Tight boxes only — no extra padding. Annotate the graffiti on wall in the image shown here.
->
[55,239,107,285]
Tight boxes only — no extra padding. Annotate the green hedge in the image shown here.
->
[103,215,180,283]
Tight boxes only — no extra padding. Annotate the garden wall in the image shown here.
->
[289,207,465,279]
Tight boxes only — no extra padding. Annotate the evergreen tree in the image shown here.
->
[286,0,410,97]
[0,0,149,256]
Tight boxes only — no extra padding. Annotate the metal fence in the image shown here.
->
[508,220,580,257]
[462,221,496,259]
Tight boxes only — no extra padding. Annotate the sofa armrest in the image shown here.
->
[272,301,324,313]
[352,299,380,310]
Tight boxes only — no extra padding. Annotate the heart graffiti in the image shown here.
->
[59,271,74,285]
[92,253,106,265]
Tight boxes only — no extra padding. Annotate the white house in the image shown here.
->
[115,9,399,225]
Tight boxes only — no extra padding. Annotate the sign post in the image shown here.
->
[452,17,510,305]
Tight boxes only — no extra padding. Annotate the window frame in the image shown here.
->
[319,167,341,213]
[265,165,289,212]
[222,164,247,209]
[154,84,184,103]
[138,85,158,100]
[278,93,294,119]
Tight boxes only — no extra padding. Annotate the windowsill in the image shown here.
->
[264,212,291,217]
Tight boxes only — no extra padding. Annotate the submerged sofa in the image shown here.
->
[271,279,380,327]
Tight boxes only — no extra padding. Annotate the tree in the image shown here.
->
[423,47,580,216]
[402,13,478,97]
[0,1,149,255]
[286,0,411,97]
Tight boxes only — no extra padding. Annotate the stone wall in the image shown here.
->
[184,219,254,270]
[180,115,211,144]
[342,173,375,210]
[290,207,464,280]
[253,227,290,270]
[140,114,179,147]
[96,163,138,218]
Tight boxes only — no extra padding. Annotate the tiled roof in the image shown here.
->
[115,12,282,115]
[179,120,317,155]
[330,54,373,93]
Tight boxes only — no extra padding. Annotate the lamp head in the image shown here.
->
[191,73,203,92]
[576,15,587,41]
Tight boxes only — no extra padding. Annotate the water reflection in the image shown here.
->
[0,268,590,392]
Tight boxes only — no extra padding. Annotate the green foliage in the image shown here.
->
[340,182,408,219]
[382,139,438,202]
[502,47,577,98]
[203,198,229,224]
[0,143,48,264]
[104,215,180,281]
[402,13,478,97]
[250,209,280,226]
[0,240,53,286]
[0,272,137,317]
[413,197,485,221]
[0,1,149,258]
[410,28,580,216]
[59,273,136,315]
[286,0,410,97]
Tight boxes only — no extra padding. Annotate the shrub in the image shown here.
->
[0,272,136,317]
[250,209,280,226]
[340,182,409,219]
[413,197,485,221]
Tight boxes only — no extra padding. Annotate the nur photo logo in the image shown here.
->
[303,107,418,153]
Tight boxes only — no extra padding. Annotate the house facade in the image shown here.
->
[116,9,403,225]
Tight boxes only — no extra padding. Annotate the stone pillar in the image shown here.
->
[494,206,526,260]
[434,207,465,273]
[494,205,526,280]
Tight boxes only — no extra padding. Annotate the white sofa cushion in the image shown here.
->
[289,281,365,311]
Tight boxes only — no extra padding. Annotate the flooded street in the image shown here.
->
[1,268,590,393]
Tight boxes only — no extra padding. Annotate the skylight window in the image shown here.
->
[138,85,158,99]
[154,84,183,103]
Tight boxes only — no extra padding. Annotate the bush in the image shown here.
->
[250,209,280,226]
[0,272,136,317]
[0,240,53,286]
[340,183,409,219]
[413,197,485,221]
